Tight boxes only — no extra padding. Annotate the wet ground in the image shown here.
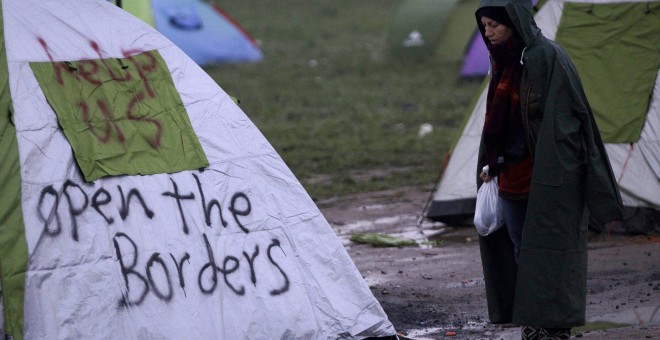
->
[317,185,660,339]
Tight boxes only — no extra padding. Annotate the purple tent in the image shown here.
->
[460,33,490,78]
[460,0,539,78]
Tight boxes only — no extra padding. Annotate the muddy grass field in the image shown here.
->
[317,185,660,339]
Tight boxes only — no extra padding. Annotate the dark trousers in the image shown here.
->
[501,198,528,262]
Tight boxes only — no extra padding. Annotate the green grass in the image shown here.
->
[205,0,482,200]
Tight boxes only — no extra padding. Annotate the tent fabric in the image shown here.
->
[460,32,490,78]
[554,1,660,143]
[30,51,209,181]
[1,0,394,339]
[425,0,660,233]
[0,0,28,336]
[116,0,155,27]
[140,0,263,66]
[435,0,480,62]
[425,79,488,225]
[606,71,660,208]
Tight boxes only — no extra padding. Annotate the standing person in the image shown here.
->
[474,0,623,339]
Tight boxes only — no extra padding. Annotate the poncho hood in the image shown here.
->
[475,0,542,49]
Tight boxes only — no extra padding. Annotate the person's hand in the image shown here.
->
[480,171,493,182]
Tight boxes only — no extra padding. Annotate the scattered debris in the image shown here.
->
[418,123,433,138]
[350,233,417,247]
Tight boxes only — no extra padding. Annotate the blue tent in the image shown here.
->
[118,0,263,66]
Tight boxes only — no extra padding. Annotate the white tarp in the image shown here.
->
[2,0,394,338]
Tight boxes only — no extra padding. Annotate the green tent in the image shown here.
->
[386,0,459,62]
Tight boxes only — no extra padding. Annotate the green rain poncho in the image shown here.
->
[475,0,624,328]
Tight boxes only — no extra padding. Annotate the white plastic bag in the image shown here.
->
[473,172,504,236]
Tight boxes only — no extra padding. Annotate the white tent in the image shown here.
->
[0,0,394,339]
[424,0,660,233]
